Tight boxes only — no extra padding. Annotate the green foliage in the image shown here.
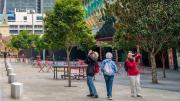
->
[106,0,180,83]
[10,31,48,52]
[77,27,96,51]
[44,0,96,87]
[10,31,35,50]
[106,0,180,54]
[34,35,49,51]
[113,29,136,51]
[44,0,95,52]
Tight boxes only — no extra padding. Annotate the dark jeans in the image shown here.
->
[87,75,97,96]
[104,75,114,97]
[4,58,7,70]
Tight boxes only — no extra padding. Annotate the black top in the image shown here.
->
[3,52,7,58]
[85,56,97,77]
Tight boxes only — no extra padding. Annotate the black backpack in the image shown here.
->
[124,61,128,72]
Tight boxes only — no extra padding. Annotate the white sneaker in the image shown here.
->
[108,96,113,100]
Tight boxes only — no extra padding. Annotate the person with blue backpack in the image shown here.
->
[101,52,118,100]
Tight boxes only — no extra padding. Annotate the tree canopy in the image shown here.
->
[44,0,95,87]
[44,0,95,51]
[10,31,37,50]
[105,0,180,83]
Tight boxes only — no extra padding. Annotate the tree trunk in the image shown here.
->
[52,51,55,64]
[38,50,41,56]
[162,53,166,78]
[150,53,158,83]
[66,49,71,87]
[99,47,102,61]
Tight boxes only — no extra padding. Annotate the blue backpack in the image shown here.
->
[103,62,113,76]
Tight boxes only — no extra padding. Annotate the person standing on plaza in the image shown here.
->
[125,51,142,97]
[101,52,118,100]
[85,50,99,98]
[22,53,25,62]
[3,48,8,70]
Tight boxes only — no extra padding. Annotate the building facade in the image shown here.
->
[83,0,105,28]
[0,0,55,35]
[0,0,4,14]
[0,0,9,36]
[8,9,44,35]
[0,23,9,36]
[83,0,116,34]
[5,0,54,14]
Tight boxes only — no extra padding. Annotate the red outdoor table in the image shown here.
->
[53,63,87,80]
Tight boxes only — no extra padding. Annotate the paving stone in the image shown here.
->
[0,59,179,101]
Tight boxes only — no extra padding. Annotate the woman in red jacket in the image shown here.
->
[125,52,142,97]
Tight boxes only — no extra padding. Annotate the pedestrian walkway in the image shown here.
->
[0,90,2,101]
[0,60,180,101]
[96,66,180,92]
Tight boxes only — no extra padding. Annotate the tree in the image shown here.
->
[113,29,136,52]
[44,0,95,87]
[105,0,180,83]
[10,31,30,51]
[160,39,179,78]
[34,35,49,56]
[10,31,38,58]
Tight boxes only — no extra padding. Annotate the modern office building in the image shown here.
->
[0,0,55,14]
[0,0,55,35]
[83,0,105,28]
[0,0,4,13]
[83,0,117,28]
[8,9,44,35]
[0,9,44,35]
[5,0,54,13]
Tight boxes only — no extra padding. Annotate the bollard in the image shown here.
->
[11,82,23,99]
[7,62,12,68]
[8,74,16,83]
[7,68,14,76]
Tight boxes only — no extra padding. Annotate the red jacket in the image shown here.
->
[126,61,140,76]
[135,53,142,65]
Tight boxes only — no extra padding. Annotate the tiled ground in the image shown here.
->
[0,59,180,101]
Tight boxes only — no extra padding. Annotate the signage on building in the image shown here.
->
[169,48,174,69]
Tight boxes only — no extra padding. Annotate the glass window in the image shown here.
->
[36,16,43,20]
[34,25,42,28]
[10,25,18,28]
[26,25,32,28]
[24,16,27,20]
[20,25,26,28]
[34,30,43,34]
[10,30,18,34]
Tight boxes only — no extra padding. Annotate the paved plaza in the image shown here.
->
[0,59,180,101]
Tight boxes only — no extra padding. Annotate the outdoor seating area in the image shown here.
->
[0,0,180,100]
[53,61,87,80]
[1,59,180,101]
[31,57,88,80]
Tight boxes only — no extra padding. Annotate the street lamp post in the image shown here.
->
[41,0,46,62]
[29,10,35,60]
[30,10,35,34]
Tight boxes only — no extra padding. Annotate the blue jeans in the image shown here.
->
[87,75,97,96]
[104,75,114,97]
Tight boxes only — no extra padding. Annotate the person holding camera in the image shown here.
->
[125,51,142,97]
[85,50,99,98]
